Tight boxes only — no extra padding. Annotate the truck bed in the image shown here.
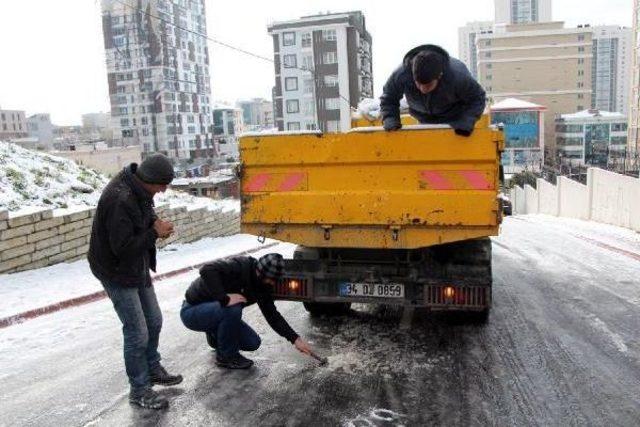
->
[239,115,504,249]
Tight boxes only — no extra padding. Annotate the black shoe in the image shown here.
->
[206,332,217,349]
[129,389,169,410]
[216,353,254,369]
[149,365,183,386]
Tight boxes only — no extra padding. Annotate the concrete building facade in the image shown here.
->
[591,26,632,115]
[556,109,628,168]
[213,105,243,161]
[26,114,54,149]
[236,98,274,131]
[628,0,640,152]
[268,11,373,133]
[477,22,593,160]
[458,21,494,79]
[0,109,28,140]
[101,0,214,162]
[495,0,552,25]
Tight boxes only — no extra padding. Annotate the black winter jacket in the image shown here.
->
[88,164,158,287]
[185,256,299,343]
[380,44,486,133]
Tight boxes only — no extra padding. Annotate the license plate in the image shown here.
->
[339,283,404,298]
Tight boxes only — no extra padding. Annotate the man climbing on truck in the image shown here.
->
[380,44,486,136]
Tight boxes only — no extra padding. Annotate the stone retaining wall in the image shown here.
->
[0,204,240,275]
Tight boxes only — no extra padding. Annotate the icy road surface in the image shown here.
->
[0,216,639,426]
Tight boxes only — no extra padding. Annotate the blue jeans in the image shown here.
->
[103,282,162,394]
[180,301,261,358]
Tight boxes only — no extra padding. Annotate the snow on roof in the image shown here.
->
[213,103,240,111]
[560,109,625,121]
[172,169,236,186]
[491,98,546,111]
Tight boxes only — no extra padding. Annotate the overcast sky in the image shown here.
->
[0,0,632,125]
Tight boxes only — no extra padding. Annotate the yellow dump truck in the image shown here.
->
[239,114,504,322]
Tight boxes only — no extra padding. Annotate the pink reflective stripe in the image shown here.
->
[420,171,454,190]
[278,173,305,191]
[460,171,492,190]
[245,173,271,192]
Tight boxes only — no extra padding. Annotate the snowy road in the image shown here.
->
[1,216,639,426]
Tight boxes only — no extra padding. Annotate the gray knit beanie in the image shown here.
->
[136,153,175,185]
[256,253,285,279]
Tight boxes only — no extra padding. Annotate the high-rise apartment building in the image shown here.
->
[101,0,214,162]
[628,0,640,152]
[494,0,552,25]
[477,22,593,160]
[458,21,494,79]
[267,11,373,133]
[591,26,632,115]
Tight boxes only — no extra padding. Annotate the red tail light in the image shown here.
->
[274,278,308,298]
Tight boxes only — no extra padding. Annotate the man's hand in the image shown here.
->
[227,293,247,306]
[294,337,312,355]
[153,219,174,238]
[383,118,402,132]
[454,128,473,137]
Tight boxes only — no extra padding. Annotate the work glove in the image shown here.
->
[383,117,402,132]
[454,128,473,137]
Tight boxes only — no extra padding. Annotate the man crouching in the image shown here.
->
[180,253,315,368]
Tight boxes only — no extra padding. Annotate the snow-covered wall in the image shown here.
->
[512,168,640,233]
[525,185,539,214]
[0,204,240,275]
[537,178,558,216]
[558,176,589,220]
[588,168,640,231]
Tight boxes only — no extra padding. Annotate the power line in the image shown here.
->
[109,0,356,126]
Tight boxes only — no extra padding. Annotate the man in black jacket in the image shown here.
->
[380,44,486,136]
[88,153,182,410]
[180,253,315,369]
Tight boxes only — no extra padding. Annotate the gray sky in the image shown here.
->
[0,0,632,125]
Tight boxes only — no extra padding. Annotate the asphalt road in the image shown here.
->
[1,217,639,426]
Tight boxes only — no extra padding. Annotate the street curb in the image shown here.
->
[0,242,280,329]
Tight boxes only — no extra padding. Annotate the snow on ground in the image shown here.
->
[516,214,640,254]
[0,234,288,319]
[0,141,239,214]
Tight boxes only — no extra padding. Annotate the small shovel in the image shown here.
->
[309,350,328,366]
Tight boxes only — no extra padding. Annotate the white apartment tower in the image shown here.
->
[630,0,640,152]
[458,21,494,79]
[592,26,632,115]
[495,0,552,25]
[268,11,373,133]
[101,0,214,162]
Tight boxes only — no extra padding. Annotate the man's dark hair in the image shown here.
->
[412,51,445,84]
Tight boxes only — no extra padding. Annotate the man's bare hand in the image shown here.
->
[294,337,312,355]
[227,293,247,306]
[153,219,174,238]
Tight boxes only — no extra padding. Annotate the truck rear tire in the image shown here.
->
[303,302,351,316]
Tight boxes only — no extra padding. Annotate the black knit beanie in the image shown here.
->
[136,153,175,185]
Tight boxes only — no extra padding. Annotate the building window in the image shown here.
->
[486,63,492,69]
[323,75,339,87]
[578,58,584,64]
[283,32,296,46]
[578,70,584,76]
[578,46,585,52]
[323,52,337,64]
[306,123,317,130]
[324,98,341,110]
[301,33,311,47]
[120,118,129,127]
[285,77,299,91]
[577,82,584,88]
[486,75,492,80]
[287,122,301,131]
[485,40,491,46]
[323,29,336,41]
[578,94,584,99]
[303,78,314,94]
[302,55,314,71]
[485,52,492,58]
[286,99,300,113]
[577,105,583,110]
[283,54,297,68]
[303,99,315,115]
[326,120,340,132]
[578,35,585,41]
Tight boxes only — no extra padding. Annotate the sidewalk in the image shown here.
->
[0,234,281,323]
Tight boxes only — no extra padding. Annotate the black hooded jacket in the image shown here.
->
[185,256,299,343]
[88,164,158,287]
[380,44,486,133]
